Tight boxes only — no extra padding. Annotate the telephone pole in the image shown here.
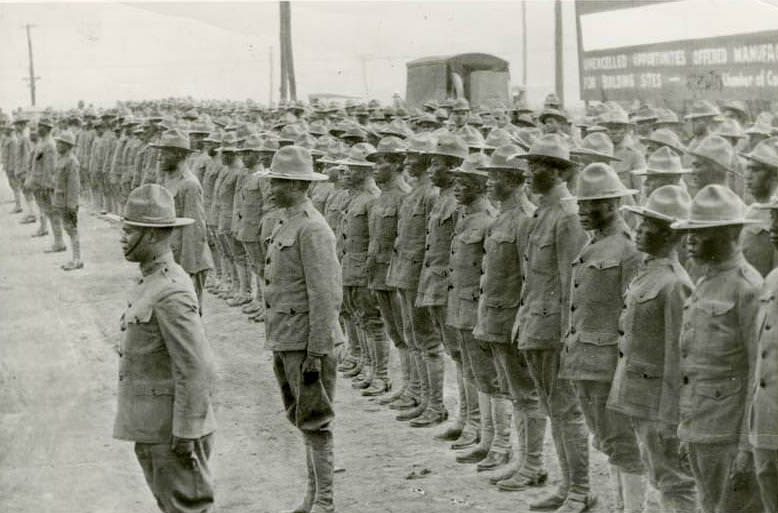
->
[269,45,274,106]
[521,0,527,86]
[278,1,297,102]
[554,0,565,106]
[23,24,41,107]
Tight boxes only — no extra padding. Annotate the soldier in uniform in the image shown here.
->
[32,119,65,252]
[610,185,697,513]
[201,132,226,293]
[2,121,22,214]
[13,117,37,225]
[473,145,548,490]
[601,109,645,197]
[211,133,244,300]
[263,146,342,513]
[632,147,691,200]
[682,100,721,170]
[51,130,83,271]
[751,192,778,513]
[513,135,594,513]
[558,163,645,512]
[670,185,763,513]
[741,139,778,277]
[382,134,437,414]
[686,135,735,193]
[116,184,217,513]
[364,136,411,397]
[155,129,214,309]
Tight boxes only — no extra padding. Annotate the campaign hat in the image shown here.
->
[574,162,638,200]
[622,184,692,222]
[123,184,194,227]
[263,145,328,181]
[671,184,758,229]
[633,147,691,176]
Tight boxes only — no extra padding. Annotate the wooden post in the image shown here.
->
[521,0,527,87]
[280,1,297,102]
[269,45,274,106]
[554,0,564,106]
[279,4,288,102]
[24,24,39,107]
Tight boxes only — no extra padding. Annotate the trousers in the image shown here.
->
[457,330,500,395]
[754,448,777,513]
[491,342,544,417]
[273,350,336,432]
[687,442,762,513]
[134,433,215,513]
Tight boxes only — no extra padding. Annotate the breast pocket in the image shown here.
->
[696,299,736,349]
[582,259,621,303]
[619,361,663,411]
[530,234,555,274]
[120,304,161,353]
[693,377,744,437]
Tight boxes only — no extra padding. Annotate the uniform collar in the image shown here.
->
[464,196,490,215]
[643,251,679,269]
[700,252,745,277]
[592,217,631,242]
[285,196,314,218]
[140,251,175,277]
[539,182,572,207]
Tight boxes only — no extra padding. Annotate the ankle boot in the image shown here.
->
[285,439,316,513]
[456,392,493,464]
[352,329,374,389]
[362,323,391,396]
[477,396,512,471]
[379,347,409,405]
[609,465,624,513]
[307,431,335,513]
[498,413,548,491]
[410,355,447,427]
[396,356,428,421]
[620,471,646,513]
[451,375,480,450]
[435,361,466,441]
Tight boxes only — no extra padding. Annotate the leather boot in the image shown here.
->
[456,392,493,463]
[284,439,316,513]
[242,300,263,314]
[396,356,428,421]
[379,347,409,405]
[339,318,361,374]
[620,471,646,513]
[410,355,447,427]
[435,360,466,441]
[362,324,391,396]
[307,431,335,513]
[609,465,624,513]
[351,328,374,389]
[498,413,548,491]
[451,375,480,450]
[477,396,512,471]
[50,213,65,249]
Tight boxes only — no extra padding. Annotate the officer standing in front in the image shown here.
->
[115,184,217,513]
[263,146,343,513]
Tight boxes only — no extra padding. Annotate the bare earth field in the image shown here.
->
[0,179,615,513]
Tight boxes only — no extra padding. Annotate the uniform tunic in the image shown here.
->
[416,187,458,307]
[367,178,410,291]
[234,168,266,243]
[613,141,646,193]
[340,185,379,288]
[52,153,80,211]
[741,203,778,278]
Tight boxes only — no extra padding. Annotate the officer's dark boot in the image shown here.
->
[450,375,480,450]
[379,346,409,405]
[396,355,428,421]
[410,354,447,427]
[362,324,391,396]
[477,396,512,471]
[456,392,493,464]
[307,431,335,513]
[284,438,316,513]
[435,360,466,441]
[497,409,548,490]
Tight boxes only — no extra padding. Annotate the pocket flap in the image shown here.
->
[275,236,297,249]
[456,285,480,301]
[635,285,662,303]
[698,300,735,316]
[275,302,310,315]
[577,330,618,346]
[489,231,515,244]
[625,361,662,378]
[125,304,153,324]
[696,378,742,400]
[588,259,621,270]
[460,230,484,244]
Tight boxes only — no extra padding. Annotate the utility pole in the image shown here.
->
[521,0,527,87]
[23,24,41,107]
[554,0,565,106]
[359,55,370,99]
[269,45,274,106]
[279,1,297,102]
[279,6,288,102]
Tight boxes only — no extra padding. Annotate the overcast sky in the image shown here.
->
[0,0,774,112]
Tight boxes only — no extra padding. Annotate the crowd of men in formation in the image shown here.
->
[2,93,778,513]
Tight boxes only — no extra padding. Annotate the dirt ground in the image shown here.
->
[0,178,616,513]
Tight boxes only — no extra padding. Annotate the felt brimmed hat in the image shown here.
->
[38,118,55,129]
[122,184,194,227]
[451,151,491,177]
[574,162,638,200]
[427,133,468,160]
[483,128,514,150]
[599,109,633,126]
[477,143,526,172]
[151,129,193,152]
[515,113,536,127]
[459,125,487,149]
[514,133,574,167]
[54,130,77,146]
[633,105,659,124]
[538,108,568,125]
[684,100,720,120]
[621,184,691,222]
[722,100,748,120]
[570,132,621,162]
[746,122,774,137]
[654,108,680,125]
[740,138,778,169]
[337,143,377,167]
[217,132,241,152]
[633,147,691,176]
[366,136,407,161]
[278,124,306,143]
[716,118,745,140]
[671,184,758,229]
[416,113,441,126]
[239,134,264,152]
[405,133,436,154]
[639,128,686,155]
[340,125,368,141]
[263,145,328,181]
[686,135,734,173]
[451,98,471,112]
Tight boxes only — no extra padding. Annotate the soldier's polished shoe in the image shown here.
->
[488,465,517,485]
[410,409,448,428]
[250,311,265,323]
[61,261,84,271]
[395,402,426,421]
[434,423,463,442]
[44,245,67,253]
[20,215,36,224]
[553,496,597,513]
[388,396,418,410]
[476,450,511,472]
[32,230,49,237]
[377,387,405,405]
[342,364,362,378]
[241,301,262,314]
[496,470,548,491]
[11,206,23,214]
[450,430,479,450]
[226,295,252,307]
[361,378,391,397]
[455,445,489,464]
[336,359,357,373]
[529,492,567,511]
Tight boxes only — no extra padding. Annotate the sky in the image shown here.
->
[0,0,775,112]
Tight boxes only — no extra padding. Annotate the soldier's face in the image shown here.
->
[452,110,468,127]
[242,151,260,168]
[269,178,300,208]
[636,121,654,137]
[642,174,678,198]
[607,125,627,145]
[578,198,615,231]
[487,171,519,203]
[405,153,428,178]
[745,161,777,199]
[690,158,726,190]
[636,216,673,255]
[453,175,485,205]
[38,125,50,138]
[430,156,454,188]
[686,227,737,263]
[528,160,560,195]
[222,152,236,165]
[769,210,778,249]
[374,154,403,184]
[260,152,274,167]
[159,149,185,172]
[121,224,148,262]
[692,118,710,137]
[344,165,369,189]
[543,117,561,135]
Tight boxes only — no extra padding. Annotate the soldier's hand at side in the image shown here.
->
[728,449,753,489]
[171,436,197,469]
[678,441,691,475]
[302,353,322,385]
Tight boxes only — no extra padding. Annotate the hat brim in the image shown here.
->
[638,137,686,154]
[670,218,760,230]
[632,167,691,176]
[514,153,574,167]
[122,217,194,227]
[451,168,488,177]
[54,138,76,146]
[570,148,622,162]
[685,150,734,173]
[477,165,526,173]
[684,113,718,120]
[150,144,194,152]
[740,153,778,170]
[366,150,406,162]
[620,205,676,222]
[426,151,467,160]
[574,189,639,201]
[262,170,329,181]
[336,158,376,167]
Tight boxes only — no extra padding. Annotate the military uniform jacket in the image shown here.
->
[52,153,80,210]
[749,268,778,450]
[202,156,221,226]
[77,129,95,171]
[560,219,641,382]
[323,187,350,233]
[100,132,118,176]
[87,134,104,180]
[108,135,128,185]
[120,138,142,190]
[3,134,17,176]
[231,166,250,237]
[340,182,380,287]
[386,178,438,292]
[16,134,32,180]
[368,178,411,291]
[613,141,645,192]
[416,187,458,307]
[264,198,344,355]
[234,167,266,243]
[114,254,217,443]
[310,181,335,214]
[741,203,778,278]
[215,163,239,232]
[473,197,535,343]
[608,254,693,423]
[189,151,210,185]
[29,136,56,190]
[160,168,214,275]
[678,253,762,447]
[514,183,588,350]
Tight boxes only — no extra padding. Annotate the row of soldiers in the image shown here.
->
[3,95,778,513]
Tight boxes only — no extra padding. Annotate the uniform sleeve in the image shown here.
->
[155,289,216,439]
[739,276,763,450]
[621,247,643,295]
[66,159,80,210]
[556,213,588,334]
[299,221,343,356]
[659,278,692,425]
